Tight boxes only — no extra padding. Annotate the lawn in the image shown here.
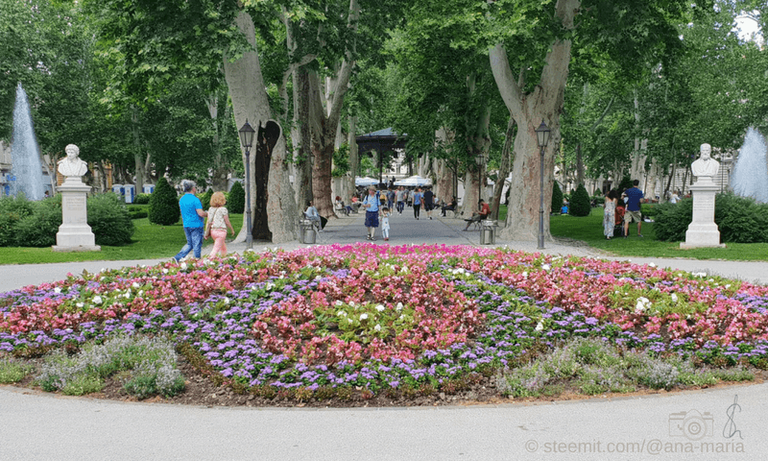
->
[0,214,244,265]
[549,207,768,261]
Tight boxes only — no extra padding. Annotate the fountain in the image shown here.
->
[731,127,768,203]
[9,83,46,201]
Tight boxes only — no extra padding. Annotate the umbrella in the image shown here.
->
[394,175,432,187]
[355,176,379,186]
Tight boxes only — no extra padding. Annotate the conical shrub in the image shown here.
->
[570,184,592,217]
[551,181,563,214]
[148,177,180,225]
[228,181,245,214]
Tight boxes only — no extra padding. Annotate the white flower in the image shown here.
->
[648,262,656,268]
[93,296,103,305]
[223,297,230,304]
[132,282,140,288]
[54,287,62,294]
[376,304,385,312]
[338,311,347,317]
[535,321,544,332]
[541,264,550,271]
[266,283,275,290]
[76,302,84,309]
[374,324,382,332]
[522,271,528,278]
[180,263,188,271]
[396,303,403,312]
[671,293,678,303]
[635,297,651,313]
[335,300,343,306]
[124,290,132,299]
[162,269,169,274]
[360,313,368,320]
[138,290,144,297]
[692,272,706,278]
[399,314,405,320]
[725,284,731,289]
[347,318,354,324]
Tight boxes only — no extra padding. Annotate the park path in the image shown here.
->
[0,212,766,460]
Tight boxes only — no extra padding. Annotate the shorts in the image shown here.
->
[365,210,379,228]
[625,210,642,224]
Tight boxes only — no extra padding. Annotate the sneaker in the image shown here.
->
[638,234,643,238]
[429,217,433,220]
[371,237,376,241]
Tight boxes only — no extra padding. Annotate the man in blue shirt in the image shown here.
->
[174,180,208,261]
[623,179,644,238]
[362,185,381,240]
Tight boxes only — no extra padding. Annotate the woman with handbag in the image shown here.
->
[205,192,235,257]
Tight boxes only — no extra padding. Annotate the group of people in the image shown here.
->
[602,179,644,240]
[173,180,235,261]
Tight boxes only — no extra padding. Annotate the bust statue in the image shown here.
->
[691,143,719,177]
[58,144,88,178]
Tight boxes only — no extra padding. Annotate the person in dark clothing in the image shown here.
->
[423,187,434,220]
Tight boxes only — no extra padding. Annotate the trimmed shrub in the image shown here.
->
[654,193,768,243]
[228,181,245,214]
[14,196,62,247]
[199,189,213,210]
[640,203,657,219]
[88,193,135,246]
[133,193,151,205]
[569,184,592,217]
[148,177,180,226]
[0,195,36,246]
[551,181,563,214]
[617,176,633,194]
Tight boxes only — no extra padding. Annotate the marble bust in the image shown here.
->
[691,143,719,177]
[58,144,88,177]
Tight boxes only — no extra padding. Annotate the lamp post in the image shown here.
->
[238,120,256,249]
[476,152,486,204]
[535,120,551,249]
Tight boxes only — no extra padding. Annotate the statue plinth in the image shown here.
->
[52,177,101,252]
[680,179,725,249]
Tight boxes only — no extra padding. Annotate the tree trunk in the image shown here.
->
[490,1,574,241]
[491,117,515,220]
[293,66,313,210]
[224,9,297,243]
[130,106,145,192]
[345,115,358,203]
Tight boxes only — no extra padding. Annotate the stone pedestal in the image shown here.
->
[52,178,101,252]
[680,178,725,249]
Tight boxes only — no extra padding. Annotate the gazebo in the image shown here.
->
[355,128,407,185]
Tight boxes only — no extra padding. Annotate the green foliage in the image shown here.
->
[0,195,36,246]
[0,359,33,384]
[198,189,213,210]
[148,177,180,226]
[551,181,564,214]
[36,335,185,399]
[640,203,657,219]
[13,196,62,247]
[228,181,245,214]
[332,144,351,178]
[133,194,151,205]
[569,184,592,217]
[654,194,768,243]
[617,176,634,193]
[88,193,135,246]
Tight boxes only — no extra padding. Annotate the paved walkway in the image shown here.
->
[0,211,765,460]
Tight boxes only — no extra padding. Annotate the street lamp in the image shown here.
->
[476,152,486,204]
[535,120,551,249]
[238,120,256,249]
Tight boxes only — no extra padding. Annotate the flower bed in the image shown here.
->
[1,244,767,397]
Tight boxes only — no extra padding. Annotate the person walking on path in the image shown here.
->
[173,180,208,261]
[603,190,617,240]
[396,187,406,214]
[205,191,235,257]
[423,187,434,220]
[623,180,644,238]
[412,188,423,220]
[387,188,395,211]
[362,185,381,240]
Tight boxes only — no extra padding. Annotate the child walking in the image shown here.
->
[205,191,235,257]
[381,207,391,241]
